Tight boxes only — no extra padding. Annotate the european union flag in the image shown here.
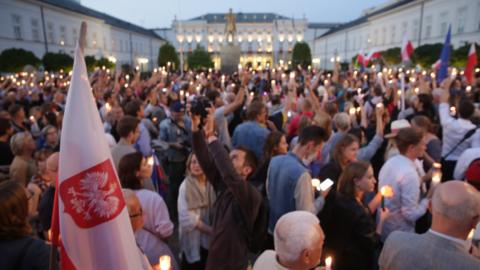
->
[437,25,451,83]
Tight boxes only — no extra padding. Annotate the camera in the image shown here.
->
[190,96,212,128]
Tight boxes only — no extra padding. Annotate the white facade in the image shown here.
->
[314,0,480,69]
[155,13,337,69]
[0,0,165,70]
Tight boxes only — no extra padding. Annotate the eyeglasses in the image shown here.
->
[129,208,143,219]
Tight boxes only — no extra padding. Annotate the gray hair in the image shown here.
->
[10,132,32,156]
[432,181,480,222]
[333,112,351,132]
[274,211,323,263]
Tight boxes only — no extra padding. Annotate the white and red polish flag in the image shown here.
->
[51,22,143,269]
[465,43,477,85]
[401,34,414,62]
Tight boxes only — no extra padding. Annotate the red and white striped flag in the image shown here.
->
[401,34,414,62]
[465,43,477,85]
[52,22,144,269]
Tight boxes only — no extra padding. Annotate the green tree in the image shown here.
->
[187,46,213,70]
[85,55,96,72]
[412,43,445,68]
[42,52,73,71]
[382,47,401,65]
[0,48,40,72]
[158,43,180,69]
[451,43,480,68]
[291,42,312,68]
[96,57,115,69]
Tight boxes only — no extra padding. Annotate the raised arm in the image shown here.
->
[191,115,221,190]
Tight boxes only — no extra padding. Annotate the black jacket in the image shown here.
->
[0,236,49,270]
[322,193,381,270]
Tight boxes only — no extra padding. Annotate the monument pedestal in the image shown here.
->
[220,44,241,74]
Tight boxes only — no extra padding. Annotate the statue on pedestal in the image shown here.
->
[224,8,236,44]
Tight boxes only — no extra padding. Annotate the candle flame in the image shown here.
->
[147,156,154,166]
[325,256,332,267]
[159,255,171,270]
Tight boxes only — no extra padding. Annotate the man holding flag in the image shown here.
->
[50,22,146,269]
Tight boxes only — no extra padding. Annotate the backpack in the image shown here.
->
[465,158,480,190]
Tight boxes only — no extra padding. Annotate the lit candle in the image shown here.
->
[414,87,419,94]
[287,111,292,118]
[349,107,356,116]
[153,117,158,123]
[159,255,171,270]
[432,172,442,185]
[105,103,111,113]
[325,256,332,270]
[356,107,361,114]
[357,88,362,95]
[397,90,402,96]
[124,83,128,88]
[376,103,384,109]
[29,116,36,123]
[430,72,436,78]
[380,186,387,210]
[125,74,130,80]
[450,106,456,116]
[466,86,472,93]
[147,156,154,166]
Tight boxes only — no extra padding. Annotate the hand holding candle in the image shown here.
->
[431,163,442,185]
[380,186,394,210]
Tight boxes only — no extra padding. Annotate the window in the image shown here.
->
[31,18,40,42]
[92,33,97,48]
[439,11,449,36]
[119,40,123,52]
[382,27,386,45]
[11,14,22,40]
[390,25,396,43]
[401,22,408,38]
[456,7,467,34]
[373,29,378,45]
[412,19,419,40]
[424,15,432,39]
[47,22,55,43]
[477,3,480,30]
[59,25,66,45]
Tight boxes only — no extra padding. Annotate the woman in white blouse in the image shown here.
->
[118,152,178,270]
[178,153,216,270]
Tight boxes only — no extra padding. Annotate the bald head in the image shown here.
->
[432,181,480,223]
[274,211,324,265]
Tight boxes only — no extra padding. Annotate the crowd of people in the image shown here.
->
[0,60,480,270]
